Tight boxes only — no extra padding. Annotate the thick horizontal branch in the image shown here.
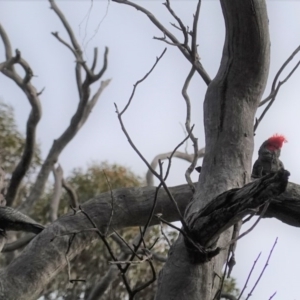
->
[0,172,299,299]
[187,169,289,247]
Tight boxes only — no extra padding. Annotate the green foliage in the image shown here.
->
[67,161,143,202]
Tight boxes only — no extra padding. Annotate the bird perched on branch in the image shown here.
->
[252,134,287,179]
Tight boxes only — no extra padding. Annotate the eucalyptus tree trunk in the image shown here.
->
[155,1,270,299]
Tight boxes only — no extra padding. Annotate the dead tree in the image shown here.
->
[0,0,299,299]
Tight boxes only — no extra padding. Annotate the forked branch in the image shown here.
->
[255,45,300,131]
[19,0,110,214]
[112,0,211,85]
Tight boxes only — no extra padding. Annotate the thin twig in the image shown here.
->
[112,229,142,260]
[120,48,167,116]
[114,49,189,231]
[111,0,211,84]
[115,103,189,230]
[255,45,300,131]
[237,252,262,300]
[245,238,278,300]
[260,45,300,107]
[160,221,171,247]
[130,258,156,299]
[0,24,42,207]
[163,0,189,48]
[155,214,207,255]
[268,291,277,300]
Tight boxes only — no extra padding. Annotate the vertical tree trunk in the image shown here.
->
[155,1,270,299]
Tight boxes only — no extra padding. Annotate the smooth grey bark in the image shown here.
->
[0,184,191,300]
[155,0,270,299]
[0,178,299,299]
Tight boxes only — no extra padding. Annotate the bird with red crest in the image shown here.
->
[251,134,287,179]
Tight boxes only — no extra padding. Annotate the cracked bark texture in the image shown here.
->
[156,0,270,299]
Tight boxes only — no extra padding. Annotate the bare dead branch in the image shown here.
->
[237,252,261,300]
[268,291,277,300]
[93,47,109,81]
[182,66,198,192]
[51,32,77,57]
[123,185,163,274]
[163,0,189,47]
[159,221,171,247]
[111,230,167,262]
[62,179,79,209]
[245,238,278,300]
[0,48,20,72]
[18,0,110,214]
[134,129,198,268]
[0,25,42,207]
[83,78,111,123]
[79,206,134,296]
[91,47,98,72]
[49,0,82,58]
[49,164,64,222]
[260,45,300,107]
[255,45,300,131]
[115,47,192,236]
[146,148,205,186]
[120,48,166,115]
[112,0,211,85]
[191,0,201,61]
[0,23,13,60]
[153,34,182,47]
[115,102,189,232]
[112,229,142,260]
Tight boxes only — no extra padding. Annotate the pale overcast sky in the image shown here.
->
[1,1,300,299]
